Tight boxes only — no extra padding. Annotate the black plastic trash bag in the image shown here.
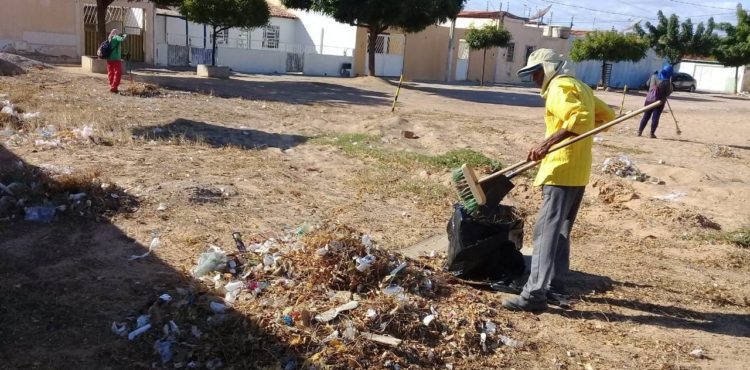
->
[445,203,525,281]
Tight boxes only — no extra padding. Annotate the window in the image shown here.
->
[506,43,515,62]
[263,26,280,49]
[215,29,228,45]
[525,46,535,64]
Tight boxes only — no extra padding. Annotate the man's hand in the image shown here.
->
[527,129,578,162]
[527,142,551,161]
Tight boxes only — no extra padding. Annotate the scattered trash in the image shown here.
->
[653,191,687,202]
[354,255,376,272]
[382,285,405,296]
[157,202,167,211]
[602,155,646,181]
[111,322,128,336]
[658,159,666,164]
[191,325,202,339]
[484,320,496,335]
[128,323,151,341]
[24,206,56,223]
[388,261,408,277]
[361,332,402,347]
[709,145,739,158]
[34,139,61,148]
[499,334,524,348]
[154,339,174,364]
[232,232,247,253]
[366,308,377,320]
[690,348,706,359]
[296,223,313,236]
[209,302,227,314]
[315,301,359,323]
[136,314,150,328]
[422,314,436,326]
[193,245,228,277]
[342,321,358,342]
[593,136,605,143]
[20,112,40,120]
[128,231,161,260]
[159,293,172,302]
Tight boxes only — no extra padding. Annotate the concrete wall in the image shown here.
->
[292,10,356,56]
[0,0,78,60]
[570,48,663,89]
[303,54,352,76]
[677,61,746,93]
[217,47,287,74]
[1,0,155,63]
[353,18,570,83]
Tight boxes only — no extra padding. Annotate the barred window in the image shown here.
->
[263,26,280,49]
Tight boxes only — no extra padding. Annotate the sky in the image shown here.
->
[464,0,747,31]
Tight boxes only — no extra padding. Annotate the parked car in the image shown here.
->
[672,72,697,92]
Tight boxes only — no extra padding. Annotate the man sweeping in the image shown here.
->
[502,49,615,312]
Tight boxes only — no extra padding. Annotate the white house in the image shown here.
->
[154,1,356,76]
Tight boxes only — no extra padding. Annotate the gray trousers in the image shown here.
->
[521,185,585,301]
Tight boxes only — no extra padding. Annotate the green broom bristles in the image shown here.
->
[452,167,479,215]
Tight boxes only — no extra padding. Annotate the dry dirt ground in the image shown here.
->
[1,65,749,370]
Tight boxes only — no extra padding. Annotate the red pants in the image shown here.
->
[106,60,122,92]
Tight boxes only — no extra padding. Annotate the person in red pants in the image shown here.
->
[106,29,127,93]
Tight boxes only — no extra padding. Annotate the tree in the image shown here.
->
[179,0,270,66]
[95,1,181,44]
[282,0,466,76]
[465,24,512,86]
[713,5,750,94]
[570,31,648,88]
[636,11,718,65]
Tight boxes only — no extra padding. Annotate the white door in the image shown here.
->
[455,39,469,81]
[365,34,404,77]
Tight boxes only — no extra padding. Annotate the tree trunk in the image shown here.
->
[481,48,487,86]
[96,0,114,44]
[211,25,217,67]
[367,27,379,77]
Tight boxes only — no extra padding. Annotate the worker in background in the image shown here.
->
[638,65,673,138]
[502,49,615,312]
[106,29,127,93]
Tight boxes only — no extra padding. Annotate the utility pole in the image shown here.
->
[446,18,456,82]
[570,16,574,28]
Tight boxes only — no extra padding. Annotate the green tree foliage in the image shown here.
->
[282,0,466,76]
[713,5,750,93]
[465,24,512,86]
[570,31,648,88]
[636,11,718,65]
[179,0,270,66]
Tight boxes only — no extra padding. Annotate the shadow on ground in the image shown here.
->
[138,72,391,106]
[660,137,750,152]
[395,81,545,107]
[132,119,309,150]
[557,296,750,338]
[0,144,298,368]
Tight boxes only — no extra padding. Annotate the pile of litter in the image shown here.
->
[0,162,136,221]
[602,156,646,181]
[113,224,527,369]
[1,97,41,130]
[709,145,739,158]
[121,83,161,98]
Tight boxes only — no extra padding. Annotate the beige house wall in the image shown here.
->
[353,18,568,83]
[0,0,155,63]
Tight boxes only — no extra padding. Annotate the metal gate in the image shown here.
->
[83,5,145,62]
[168,45,190,66]
[365,33,404,77]
[286,53,304,72]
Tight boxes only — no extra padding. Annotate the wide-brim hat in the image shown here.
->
[517,48,562,77]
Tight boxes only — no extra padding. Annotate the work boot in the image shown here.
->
[502,295,548,312]
[649,133,657,139]
[637,131,642,137]
[490,278,524,294]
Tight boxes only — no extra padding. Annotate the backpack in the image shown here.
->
[97,40,112,59]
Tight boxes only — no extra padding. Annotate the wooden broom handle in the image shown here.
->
[481,100,663,182]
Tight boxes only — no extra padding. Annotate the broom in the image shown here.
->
[666,100,682,135]
[453,101,663,215]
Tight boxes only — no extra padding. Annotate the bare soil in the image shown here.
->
[1,65,748,369]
